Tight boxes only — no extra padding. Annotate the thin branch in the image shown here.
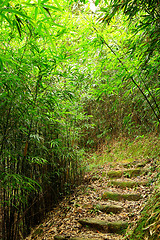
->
[91,24,160,124]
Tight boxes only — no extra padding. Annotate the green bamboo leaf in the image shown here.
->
[52,0,63,12]
[15,21,22,37]
[0,58,3,71]
[0,13,12,27]
[43,6,51,16]
[35,6,38,20]
[40,6,49,18]
[22,2,36,7]
[37,22,42,34]
[43,4,60,12]
[44,25,54,47]
[24,176,41,190]
[95,0,100,6]
[41,0,49,3]
[41,17,64,27]
[0,0,10,7]
[2,9,31,20]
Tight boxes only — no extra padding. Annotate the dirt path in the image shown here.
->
[26,158,158,240]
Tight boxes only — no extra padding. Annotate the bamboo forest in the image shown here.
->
[0,0,160,240]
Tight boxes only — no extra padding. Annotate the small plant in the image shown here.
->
[97,196,102,201]
[89,207,99,214]
[109,212,114,215]
[124,172,131,178]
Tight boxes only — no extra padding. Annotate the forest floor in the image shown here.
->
[25,156,159,240]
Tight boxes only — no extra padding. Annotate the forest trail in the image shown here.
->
[26,158,158,240]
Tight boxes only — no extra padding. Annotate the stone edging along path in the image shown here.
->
[26,159,158,240]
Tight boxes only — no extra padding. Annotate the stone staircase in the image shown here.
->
[26,159,157,240]
[53,160,153,240]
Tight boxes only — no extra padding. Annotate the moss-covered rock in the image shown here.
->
[95,204,123,213]
[108,180,148,188]
[136,159,151,168]
[102,191,142,201]
[122,160,149,169]
[79,218,128,234]
[54,236,100,240]
[71,238,102,240]
[54,236,66,240]
[107,168,147,178]
[107,170,123,178]
[136,163,146,168]
[107,221,128,234]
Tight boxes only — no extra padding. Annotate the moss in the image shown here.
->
[136,162,146,168]
[79,218,128,234]
[107,168,146,178]
[124,169,146,177]
[71,238,103,240]
[108,180,148,188]
[96,204,123,213]
[54,236,66,240]
[102,191,141,201]
[54,237,100,240]
[123,193,142,201]
[107,170,123,178]
[102,192,120,201]
[107,221,128,234]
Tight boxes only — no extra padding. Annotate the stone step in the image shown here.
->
[108,180,148,188]
[136,162,148,168]
[102,191,142,201]
[95,204,123,214]
[54,236,101,240]
[79,218,128,234]
[122,159,150,168]
[107,168,147,178]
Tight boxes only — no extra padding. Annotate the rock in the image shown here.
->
[79,218,128,234]
[107,170,123,178]
[102,191,142,201]
[71,238,102,240]
[54,236,102,240]
[136,159,151,168]
[54,236,67,240]
[95,204,123,214]
[107,168,147,178]
[107,221,128,234]
[108,180,148,188]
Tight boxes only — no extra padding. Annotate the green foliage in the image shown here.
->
[0,0,160,239]
[74,0,160,141]
[0,1,90,239]
[86,134,160,171]
[127,182,160,240]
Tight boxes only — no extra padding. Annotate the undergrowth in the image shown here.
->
[86,134,160,171]
[126,181,160,240]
